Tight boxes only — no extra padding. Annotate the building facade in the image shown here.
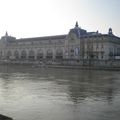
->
[0,22,120,64]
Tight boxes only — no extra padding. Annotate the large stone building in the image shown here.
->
[0,22,120,64]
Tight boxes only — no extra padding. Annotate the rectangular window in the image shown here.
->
[101,52,104,59]
[101,44,104,49]
[96,44,98,49]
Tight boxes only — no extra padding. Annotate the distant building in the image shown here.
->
[0,22,120,63]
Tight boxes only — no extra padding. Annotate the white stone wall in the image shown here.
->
[2,38,66,60]
[0,33,120,62]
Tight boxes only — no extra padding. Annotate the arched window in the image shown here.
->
[14,50,19,59]
[21,50,27,59]
[46,49,53,59]
[37,49,43,60]
[28,50,35,60]
[70,49,74,58]
[0,51,2,57]
[6,51,12,59]
[56,49,63,59]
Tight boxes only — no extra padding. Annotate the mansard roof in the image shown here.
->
[85,34,119,38]
[17,34,67,42]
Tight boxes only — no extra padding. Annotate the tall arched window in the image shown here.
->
[28,50,35,60]
[14,50,19,59]
[6,51,12,59]
[56,49,63,59]
[0,51,2,58]
[70,49,74,58]
[21,50,27,59]
[46,49,53,59]
[37,49,43,60]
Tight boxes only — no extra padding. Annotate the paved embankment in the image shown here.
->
[1,61,120,71]
[47,65,120,71]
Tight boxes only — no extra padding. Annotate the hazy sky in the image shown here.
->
[0,0,120,38]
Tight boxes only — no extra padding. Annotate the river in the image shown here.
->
[0,65,120,120]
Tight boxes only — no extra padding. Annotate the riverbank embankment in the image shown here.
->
[1,60,120,71]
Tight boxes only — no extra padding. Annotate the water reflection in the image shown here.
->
[0,65,120,120]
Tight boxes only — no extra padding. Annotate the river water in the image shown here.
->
[0,65,120,120]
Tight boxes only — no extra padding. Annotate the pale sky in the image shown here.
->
[0,0,120,38]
